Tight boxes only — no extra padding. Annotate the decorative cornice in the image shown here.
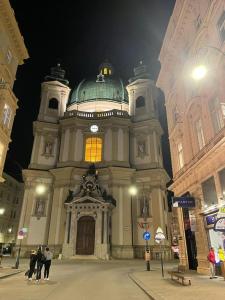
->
[0,0,29,64]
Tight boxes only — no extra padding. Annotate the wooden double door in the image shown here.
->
[76,216,95,255]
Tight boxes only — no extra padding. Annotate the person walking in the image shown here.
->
[207,247,216,279]
[36,247,45,282]
[44,247,53,280]
[28,250,37,281]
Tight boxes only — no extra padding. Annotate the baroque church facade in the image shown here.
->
[18,61,171,259]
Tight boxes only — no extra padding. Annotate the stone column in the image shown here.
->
[193,188,211,275]
[123,128,129,163]
[112,127,118,161]
[103,210,108,244]
[68,128,76,161]
[64,209,71,244]
[59,129,65,162]
[72,210,77,255]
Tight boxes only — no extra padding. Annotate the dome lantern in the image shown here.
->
[98,60,114,76]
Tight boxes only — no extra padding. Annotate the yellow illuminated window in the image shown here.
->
[109,69,112,75]
[103,68,108,75]
[85,137,102,162]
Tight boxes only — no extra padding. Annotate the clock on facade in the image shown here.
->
[90,124,99,133]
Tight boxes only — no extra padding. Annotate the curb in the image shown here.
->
[128,272,164,300]
[0,269,24,280]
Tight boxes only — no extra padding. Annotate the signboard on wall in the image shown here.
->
[214,217,225,232]
[172,197,195,208]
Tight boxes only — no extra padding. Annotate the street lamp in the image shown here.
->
[191,65,207,81]
[14,183,47,269]
[129,186,137,247]
[0,208,5,215]
[191,46,225,81]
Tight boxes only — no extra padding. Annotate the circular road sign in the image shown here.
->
[143,231,151,241]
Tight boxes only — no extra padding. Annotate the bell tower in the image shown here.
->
[38,64,70,123]
[29,64,70,169]
[127,62,163,170]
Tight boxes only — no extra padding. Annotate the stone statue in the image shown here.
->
[35,199,45,216]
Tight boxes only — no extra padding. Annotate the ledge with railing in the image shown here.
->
[63,109,130,120]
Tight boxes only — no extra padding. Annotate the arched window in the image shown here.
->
[136,96,145,108]
[48,98,58,110]
[85,137,102,162]
[209,97,223,134]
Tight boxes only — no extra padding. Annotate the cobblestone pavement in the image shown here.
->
[130,263,225,300]
[0,259,224,300]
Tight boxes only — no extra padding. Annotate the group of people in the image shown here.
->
[207,246,225,279]
[27,247,53,282]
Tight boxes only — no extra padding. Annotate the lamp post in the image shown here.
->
[191,46,225,81]
[143,189,150,271]
[14,183,46,269]
[129,186,137,247]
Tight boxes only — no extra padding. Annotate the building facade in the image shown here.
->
[0,172,24,255]
[0,0,29,182]
[18,61,170,259]
[157,0,225,274]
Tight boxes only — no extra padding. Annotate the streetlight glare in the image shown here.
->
[35,184,46,195]
[0,208,5,215]
[129,186,137,196]
[191,65,207,80]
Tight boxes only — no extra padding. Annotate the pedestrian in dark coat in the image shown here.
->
[28,250,37,281]
[36,247,45,282]
[44,247,53,280]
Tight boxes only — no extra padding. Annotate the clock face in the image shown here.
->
[90,124,99,133]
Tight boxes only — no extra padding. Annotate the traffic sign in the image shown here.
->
[155,227,165,243]
[143,231,151,240]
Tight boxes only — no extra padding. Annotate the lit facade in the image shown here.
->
[0,172,24,253]
[18,61,170,259]
[157,0,225,274]
[0,0,29,182]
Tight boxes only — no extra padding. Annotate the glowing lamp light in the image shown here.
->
[191,65,207,81]
[129,186,137,196]
[8,228,12,233]
[35,184,46,195]
[0,208,5,215]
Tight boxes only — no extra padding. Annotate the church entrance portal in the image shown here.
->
[76,216,95,255]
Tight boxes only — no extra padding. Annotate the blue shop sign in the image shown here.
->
[172,197,195,208]
[143,231,151,240]
[205,214,217,226]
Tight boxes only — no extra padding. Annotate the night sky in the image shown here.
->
[6,0,175,180]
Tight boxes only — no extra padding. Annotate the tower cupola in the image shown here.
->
[45,63,69,86]
[98,60,114,76]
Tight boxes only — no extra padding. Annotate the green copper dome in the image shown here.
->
[68,76,128,106]
[68,58,130,107]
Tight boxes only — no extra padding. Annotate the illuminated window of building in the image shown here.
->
[177,142,184,169]
[85,137,102,162]
[6,49,12,64]
[0,142,5,166]
[195,119,205,150]
[103,68,108,75]
[109,69,112,75]
[3,104,11,127]
[217,10,225,42]
[209,97,224,134]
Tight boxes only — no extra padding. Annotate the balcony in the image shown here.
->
[63,109,130,120]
